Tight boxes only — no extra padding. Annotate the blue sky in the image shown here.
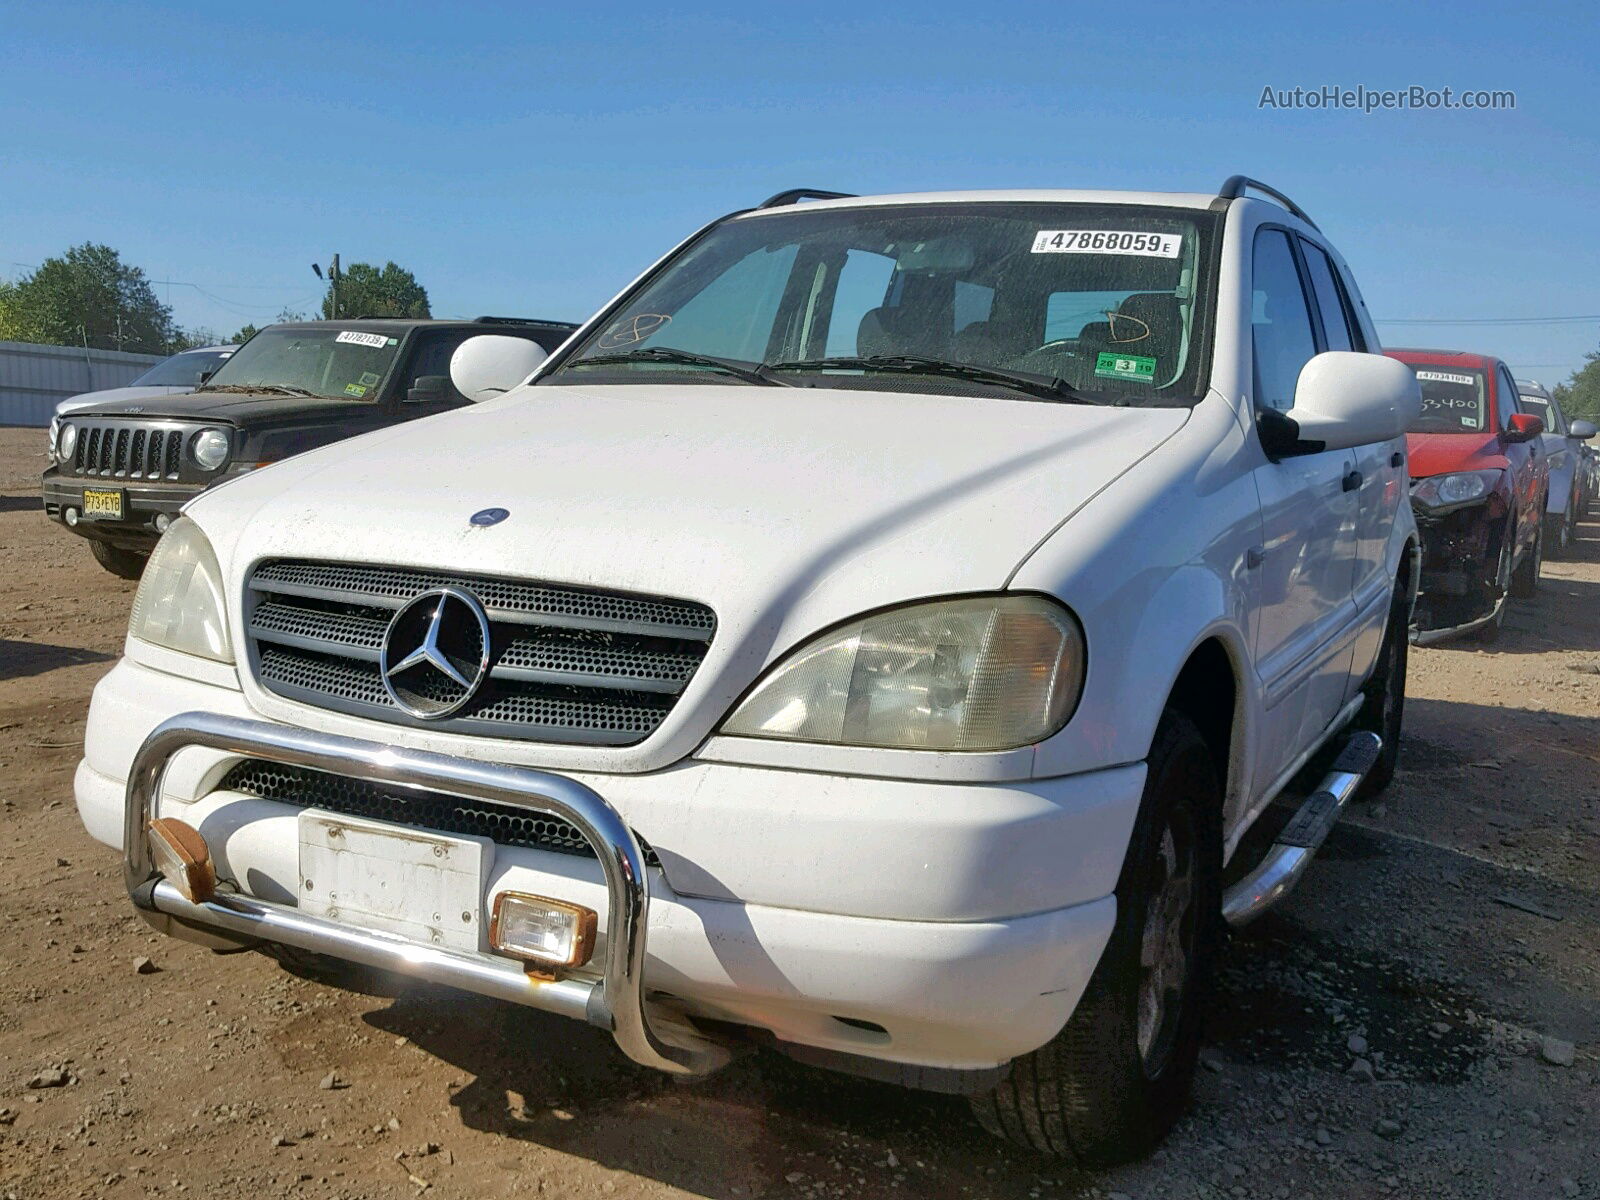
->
[3,0,1597,382]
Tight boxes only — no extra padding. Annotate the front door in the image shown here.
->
[1247,228,1360,778]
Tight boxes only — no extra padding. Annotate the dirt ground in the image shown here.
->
[1,424,1597,1200]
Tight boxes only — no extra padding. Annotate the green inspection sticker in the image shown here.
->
[1095,352,1156,382]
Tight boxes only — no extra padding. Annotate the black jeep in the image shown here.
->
[42,317,575,576]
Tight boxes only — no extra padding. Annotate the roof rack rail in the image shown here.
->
[757,188,856,209]
[1217,176,1319,230]
[474,315,578,327]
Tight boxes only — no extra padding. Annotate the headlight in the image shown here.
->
[1411,469,1500,510]
[721,595,1085,751]
[192,428,230,471]
[128,517,233,662]
[57,421,77,462]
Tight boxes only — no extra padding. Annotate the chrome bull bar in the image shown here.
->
[123,711,731,1076]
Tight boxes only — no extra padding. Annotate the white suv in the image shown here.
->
[77,179,1420,1166]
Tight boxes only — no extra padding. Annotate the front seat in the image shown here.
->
[1107,292,1181,350]
[856,306,947,359]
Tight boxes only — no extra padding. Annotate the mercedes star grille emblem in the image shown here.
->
[380,586,492,719]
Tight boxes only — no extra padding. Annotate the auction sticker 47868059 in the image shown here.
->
[1032,230,1182,257]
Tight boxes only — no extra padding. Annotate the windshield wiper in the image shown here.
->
[566,347,790,387]
[198,383,323,397]
[763,355,1104,405]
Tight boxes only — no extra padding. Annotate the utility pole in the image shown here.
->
[312,253,342,319]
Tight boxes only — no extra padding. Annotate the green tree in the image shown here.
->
[0,243,181,353]
[228,308,306,345]
[321,261,430,320]
[1553,351,1600,424]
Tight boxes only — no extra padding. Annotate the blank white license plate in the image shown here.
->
[297,812,493,952]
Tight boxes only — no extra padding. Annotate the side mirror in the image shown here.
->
[1570,418,1597,441]
[448,335,548,403]
[1504,413,1545,443]
[1284,351,1420,452]
[406,374,452,403]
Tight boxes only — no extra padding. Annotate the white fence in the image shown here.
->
[0,340,163,427]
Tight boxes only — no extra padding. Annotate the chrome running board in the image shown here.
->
[1222,731,1383,927]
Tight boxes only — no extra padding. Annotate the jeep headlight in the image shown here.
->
[721,595,1085,751]
[128,517,233,662]
[192,428,230,471]
[1411,469,1500,511]
[57,420,77,462]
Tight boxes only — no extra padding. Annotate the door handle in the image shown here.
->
[1246,546,1265,569]
[1342,469,1363,493]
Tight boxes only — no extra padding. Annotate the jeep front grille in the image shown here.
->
[70,421,189,479]
[218,759,659,864]
[244,560,716,745]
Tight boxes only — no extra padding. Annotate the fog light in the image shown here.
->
[64,507,79,526]
[153,512,171,532]
[490,893,597,970]
[148,817,215,904]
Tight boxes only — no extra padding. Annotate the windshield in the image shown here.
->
[1404,366,1488,433]
[200,327,402,400]
[545,203,1218,404]
[131,349,234,388]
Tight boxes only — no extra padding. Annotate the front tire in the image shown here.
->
[89,539,147,580]
[970,710,1221,1166]
[1511,517,1543,599]
[1545,506,1573,560]
[1475,526,1514,643]
[1354,580,1408,798]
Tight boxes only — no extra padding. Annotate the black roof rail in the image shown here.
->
[757,188,856,209]
[474,315,578,328]
[1217,176,1319,230]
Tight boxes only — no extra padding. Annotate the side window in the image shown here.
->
[1496,366,1520,430]
[400,332,477,403]
[1300,241,1360,353]
[1251,229,1320,411]
[823,249,897,357]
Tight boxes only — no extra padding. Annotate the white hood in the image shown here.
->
[193,382,1188,768]
[56,385,194,416]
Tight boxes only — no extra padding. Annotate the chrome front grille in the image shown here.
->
[245,560,716,745]
[71,421,189,479]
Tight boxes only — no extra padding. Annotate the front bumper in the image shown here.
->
[42,471,200,547]
[1410,497,1507,641]
[78,657,1128,1076]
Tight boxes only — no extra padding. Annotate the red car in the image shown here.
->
[1385,349,1547,642]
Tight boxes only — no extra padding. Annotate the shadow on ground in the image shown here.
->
[0,638,114,681]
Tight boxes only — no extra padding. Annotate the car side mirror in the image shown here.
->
[406,374,452,403]
[1282,351,1420,452]
[449,335,548,403]
[199,370,216,384]
[1570,418,1598,441]
[1504,413,1544,443]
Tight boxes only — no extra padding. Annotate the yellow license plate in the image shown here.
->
[81,489,125,520]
